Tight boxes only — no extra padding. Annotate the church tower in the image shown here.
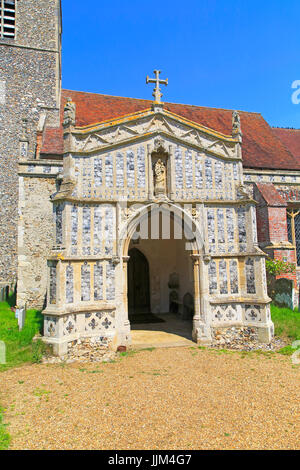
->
[0,0,62,289]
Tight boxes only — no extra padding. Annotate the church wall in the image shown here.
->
[71,144,148,201]
[68,135,240,203]
[17,162,63,309]
[56,202,117,258]
[172,146,240,200]
[40,108,274,354]
[0,0,61,287]
[244,172,300,307]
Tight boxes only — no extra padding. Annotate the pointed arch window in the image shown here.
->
[0,0,15,39]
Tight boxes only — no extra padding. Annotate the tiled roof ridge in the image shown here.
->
[40,89,300,170]
[272,126,300,130]
[61,88,262,116]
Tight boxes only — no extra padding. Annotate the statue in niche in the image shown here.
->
[232,110,241,135]
[63,97,76,126]
[154,158,167,196]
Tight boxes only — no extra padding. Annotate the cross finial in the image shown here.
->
[146,70,168,104]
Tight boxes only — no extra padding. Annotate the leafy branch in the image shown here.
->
[265,257,295,277]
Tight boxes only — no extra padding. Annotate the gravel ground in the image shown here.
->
[0,347,299,450]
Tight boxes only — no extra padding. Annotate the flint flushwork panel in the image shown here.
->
[215,161,223,192]
[81,263,91,302]
[209,258,240,296]
[106,261,115,300]
[137,146,146,188]
[207,209,216,254]
[246,258,256,294]
[68,205,116,257]
[93,207,102,255]
[211,304,240,323]
[127,151,135,188]
[105,154,113,188]
[116,152,124,188]
[207,207,246,254]
[73,145,148,200]
[237,207,247,252]
[185,150,193,188]
[82,159,92,198]
[195,153,203,187]
[251,206,258,245]
[55,204,63,245]
[49,263,57,305]
[205,159,212,189]
[226,208,235,252]
[245,304,262,322]
[71,206,78,255]
[66,265,74,304]
[225,163,233,198]
[94,158,102,187]
[217,209,225,253]
[233,163,239,181]
[175,146,183,189]
[72,144,238,201]
[209,260,218,294]
[173,152,234,200]
[230,260,239,294]
[104,205,114,255]
[219,260,228,294]
[74,261,116,303]
[82,207,91,255]
[94,262,103,301]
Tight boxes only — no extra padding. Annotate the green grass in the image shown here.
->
[271,304,300,342]
[0,407,10,450]
[0,300,45,371]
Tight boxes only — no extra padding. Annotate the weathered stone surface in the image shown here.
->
[49,263,57,305]
[211,326,286,351]
[81,263,91,302]
[0,0,61,286]
[66,265,74,304]
[42,338,117,364]
[17,176,58,308]
[246,258,256,294]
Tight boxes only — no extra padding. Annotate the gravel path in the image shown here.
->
[1,347,299,450]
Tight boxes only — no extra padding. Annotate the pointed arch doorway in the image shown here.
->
[128,248,150,315]
[120,202,209,347]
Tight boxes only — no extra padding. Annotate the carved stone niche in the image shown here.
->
[151,138,169,199]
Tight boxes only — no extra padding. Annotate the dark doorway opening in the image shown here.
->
[128,248,150,317]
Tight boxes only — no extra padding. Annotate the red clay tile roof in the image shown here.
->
[41,89,300,170]
[255,183,287,207]
[272,128,300,159]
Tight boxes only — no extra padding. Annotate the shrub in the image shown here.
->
[265,258,295,277]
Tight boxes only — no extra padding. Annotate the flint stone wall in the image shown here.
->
[17,175,57,309]
[0,0,61,285]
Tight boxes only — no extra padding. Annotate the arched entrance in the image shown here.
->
[128,248,150,315]
[119,203,209,346]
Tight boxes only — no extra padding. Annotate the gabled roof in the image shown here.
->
[272,128,300,159]
[41,89,300,170]
[255,183,287,207]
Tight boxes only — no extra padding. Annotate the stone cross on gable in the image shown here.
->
[146,70,168,104]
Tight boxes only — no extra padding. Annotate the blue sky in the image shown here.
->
[61,0,300,128]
